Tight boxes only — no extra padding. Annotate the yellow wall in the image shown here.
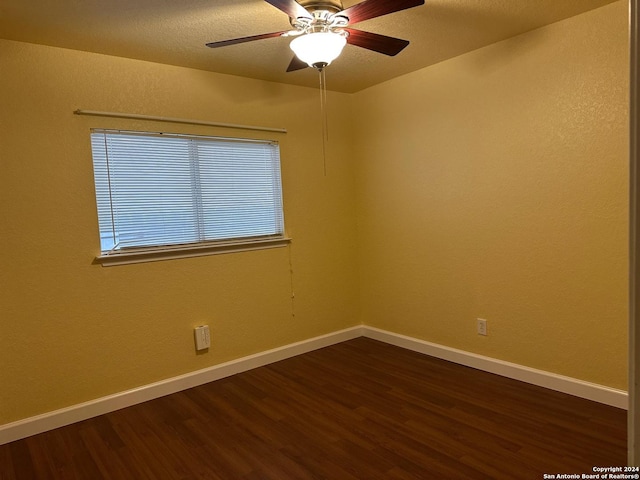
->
[0,0,630,427]
[353,0,629,389]
[0,40,360,424]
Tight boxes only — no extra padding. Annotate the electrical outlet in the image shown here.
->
[477,318,488,336]
[194,325,210,351]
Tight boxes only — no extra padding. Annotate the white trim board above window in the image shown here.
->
[90,129,288,266]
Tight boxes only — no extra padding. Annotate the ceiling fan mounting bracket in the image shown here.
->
[296,0,344,14]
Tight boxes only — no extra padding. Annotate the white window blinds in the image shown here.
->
[90,130,285,254]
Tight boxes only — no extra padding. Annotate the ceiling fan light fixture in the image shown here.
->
[289,31,347,70]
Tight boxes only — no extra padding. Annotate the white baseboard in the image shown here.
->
[0,326,364,446]
[1,324,627,446]
[362,326,628,410]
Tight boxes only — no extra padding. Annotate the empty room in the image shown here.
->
[0,0,635,478]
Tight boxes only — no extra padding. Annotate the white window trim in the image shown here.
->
[95,236,292,266]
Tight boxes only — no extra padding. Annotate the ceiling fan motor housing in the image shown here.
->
[289,1,348,33]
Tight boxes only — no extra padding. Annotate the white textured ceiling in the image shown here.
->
[0,0,621,93]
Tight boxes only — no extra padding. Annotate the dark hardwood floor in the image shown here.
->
[0,338,627,479]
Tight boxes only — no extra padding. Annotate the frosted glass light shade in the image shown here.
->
[290,32,347,69]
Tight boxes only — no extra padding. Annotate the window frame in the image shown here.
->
[89,129,290,266]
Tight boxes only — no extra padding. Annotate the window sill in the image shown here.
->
[94,237,291,267]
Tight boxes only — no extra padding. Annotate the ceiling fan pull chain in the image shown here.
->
[322,68,330,144]
[319,68,329,176]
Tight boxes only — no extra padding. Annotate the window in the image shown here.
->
[90,129,286,264]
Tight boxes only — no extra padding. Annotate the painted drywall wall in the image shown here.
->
[0,39,359,424]
[353,0,629,389]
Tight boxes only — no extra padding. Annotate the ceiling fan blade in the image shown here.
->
[206,31,290,48]
[338,0,424,25]
[286,55,308,72]
[264,0,312,19]
[345,28,409,56]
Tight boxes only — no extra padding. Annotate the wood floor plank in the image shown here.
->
[0,338,627,479]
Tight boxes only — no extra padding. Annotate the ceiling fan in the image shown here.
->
[206,0,425,71]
